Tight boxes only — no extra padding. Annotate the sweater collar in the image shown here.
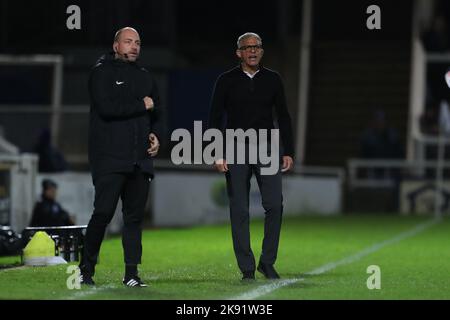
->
[96,52,140,68]
[238,63,263,77]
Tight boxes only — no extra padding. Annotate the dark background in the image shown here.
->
[0,0,447,168]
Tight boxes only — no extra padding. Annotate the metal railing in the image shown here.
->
[347,158,450,189]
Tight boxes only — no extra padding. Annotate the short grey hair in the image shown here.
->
[237,32,262,49]
[114,27,139,42]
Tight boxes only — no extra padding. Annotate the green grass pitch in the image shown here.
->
[0,215,449,300]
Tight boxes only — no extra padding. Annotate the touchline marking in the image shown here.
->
[65,275,159,300]
[229,219,439,300]
[0,265,27,272]
[229,278,305,301]
[67,284,117,300]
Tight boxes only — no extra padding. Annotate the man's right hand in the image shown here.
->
[143,96,154,110]
[214,159,228,172]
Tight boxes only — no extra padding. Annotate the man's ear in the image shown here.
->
[113,43,118,53]
[236,49,242,59]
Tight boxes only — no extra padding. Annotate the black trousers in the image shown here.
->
[80,166,150,276]
[225,162,283,273]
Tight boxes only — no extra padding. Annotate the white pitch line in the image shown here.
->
[229,218,439,300]
[67,284,118,300]
[66,275,159,300]
[0,265,27,272]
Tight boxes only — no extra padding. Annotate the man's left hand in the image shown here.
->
[281,156,294,173]
[147,133,160,157]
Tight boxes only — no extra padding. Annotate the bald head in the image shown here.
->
[114,27,139,42]
[113,27,141,62]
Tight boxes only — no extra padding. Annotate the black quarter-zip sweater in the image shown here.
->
[88,53,162,181]
[208,66,295,157]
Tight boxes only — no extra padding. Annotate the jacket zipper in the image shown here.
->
[133,121,138,165]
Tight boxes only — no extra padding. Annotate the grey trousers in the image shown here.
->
[225,162,283,272]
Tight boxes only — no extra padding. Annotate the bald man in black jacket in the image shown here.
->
[79,27,162,287]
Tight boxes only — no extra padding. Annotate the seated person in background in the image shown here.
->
[30,179,75,227]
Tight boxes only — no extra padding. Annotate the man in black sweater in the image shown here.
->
[79,27,161,287]
[209,32,294,280]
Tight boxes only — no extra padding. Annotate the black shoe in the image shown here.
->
[80,273,95,286]
[241,271,255,281]
[123,276,148,287]
[257,262,280,279]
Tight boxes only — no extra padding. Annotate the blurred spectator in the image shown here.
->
[33,128,68,173]
[360,110,403,160]
[422,14,450,53]
[30,179,75,227]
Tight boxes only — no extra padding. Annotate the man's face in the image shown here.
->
[44,187,57,201]
[113,29,141,62]
[236,36,264,68]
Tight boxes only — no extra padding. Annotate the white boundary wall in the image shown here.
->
[34,170,342,229]
[152,171,342,227]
